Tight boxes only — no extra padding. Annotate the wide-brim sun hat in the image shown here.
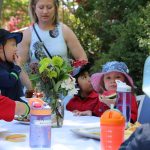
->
[91,61,134,92]
[0,29,23,45]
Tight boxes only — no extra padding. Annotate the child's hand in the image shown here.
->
[15,101,27,116]
[73,110,92,116]
[13,54,21,66]
[99,95,116,108]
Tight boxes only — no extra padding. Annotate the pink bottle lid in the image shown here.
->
[28,98,51,115]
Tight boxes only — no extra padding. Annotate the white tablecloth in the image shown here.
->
[0,111,100,150]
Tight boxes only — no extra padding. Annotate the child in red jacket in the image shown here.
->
[91,61,138,123]
[0,95,29,121]
[66,61,109,116]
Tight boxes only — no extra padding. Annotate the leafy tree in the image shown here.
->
[138,3,150,54]
[0,0,30,30]
[74,0,150,94]
[0,0,3,19]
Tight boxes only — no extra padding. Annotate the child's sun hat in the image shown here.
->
[0,29,23,45]
[71,60,91,78]
[91,61,134,92]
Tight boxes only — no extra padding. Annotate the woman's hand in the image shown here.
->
[99,94,116,108]
[73,110,92,116]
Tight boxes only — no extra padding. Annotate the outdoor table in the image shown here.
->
[0,110,100,150]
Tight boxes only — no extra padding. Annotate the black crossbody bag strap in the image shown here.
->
[33,24,52,58]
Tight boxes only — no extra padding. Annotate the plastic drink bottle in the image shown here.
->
[29,98,51,148]
[143,56,150,97]
[115,80,131,126]
[100,109,125,150]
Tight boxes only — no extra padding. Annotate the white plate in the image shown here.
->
[14,116,30,125]
[71,127,100,140]
[15,120,30,125]
[0,127,8,132]
[71,127,132,141]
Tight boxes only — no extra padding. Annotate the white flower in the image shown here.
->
[61,76,79,96]
[68,87,79,96]
[61,76,76,90]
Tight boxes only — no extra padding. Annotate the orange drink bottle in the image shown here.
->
[100,109,125,150]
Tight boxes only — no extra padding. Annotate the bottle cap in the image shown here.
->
[28,98,51,115]
[116,80,131,92]
[32,102,42,108]
[100,109,125,126]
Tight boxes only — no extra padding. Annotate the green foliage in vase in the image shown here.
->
[29,56,78,104]
[28,56,78,127]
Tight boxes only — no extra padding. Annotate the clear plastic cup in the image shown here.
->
[116,80,132,126]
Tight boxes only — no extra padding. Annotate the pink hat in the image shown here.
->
[91,61,134,92]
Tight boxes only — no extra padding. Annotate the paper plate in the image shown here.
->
[0,127,8,132]
[71,127,133,140]
[71,127,100,140]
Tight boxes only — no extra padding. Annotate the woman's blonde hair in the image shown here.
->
[28,0,59,25]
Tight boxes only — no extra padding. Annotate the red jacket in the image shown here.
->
[0,95,16,121]
[66,90,138,122]
[95,91,138,123]
[99,91,138,123]
[130,94,138,123]
[66,90,109,117]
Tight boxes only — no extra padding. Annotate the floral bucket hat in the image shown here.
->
[91,61,134,92]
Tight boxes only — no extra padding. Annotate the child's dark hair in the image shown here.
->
[72,62,91,97]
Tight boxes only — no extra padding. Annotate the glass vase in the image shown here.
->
[34,90,65,128]
[45,95,64,128]
[51,96,64,128]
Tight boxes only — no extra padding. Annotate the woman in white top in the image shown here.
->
[18,0,87,63]
[18,0,88,90]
